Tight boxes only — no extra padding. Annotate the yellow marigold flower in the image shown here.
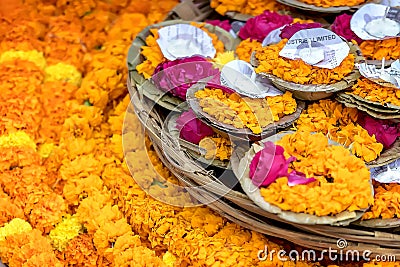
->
[0,218,32,242]
[163,251,177,266]
[213,51,236,69]
[49,215,83,251]
[0,50,46,69]
[0,131,36,150]
[38,143,55,158]
[45,63,82,87]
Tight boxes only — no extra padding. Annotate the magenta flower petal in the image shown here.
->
[206,20,232,32]
[279,22,322,40]
[249,141,296,187]
[358,113,400,149]
[238,11,293,42]
[175,110,214,144]
[331,13,363,44]
[152,56,220,100]
[287,171,316,186]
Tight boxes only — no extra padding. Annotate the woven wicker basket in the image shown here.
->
[127,20,239,112]
[127,72,400,257]
[251,42,363,101]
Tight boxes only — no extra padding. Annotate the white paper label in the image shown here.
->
[357,59,400,89]
[370,159,400,184]
[279,28,350,69]
[220,60,273,98]
[157,24,216,61]
[351,4,400,40]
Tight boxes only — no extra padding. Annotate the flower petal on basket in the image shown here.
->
[331,14,363,44]
[249,141,295,187]
[358,113,400,149]
[238,11,293,42]
[176,110,214,144]
[279,22,322,40]
[287,171,316,186]
[152,56,219,100]
[205,20,232,32]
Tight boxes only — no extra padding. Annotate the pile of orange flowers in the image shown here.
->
[255,39,355,84]
[210,0,285,16]
[360,38,400,60]
[236,38,263,63]
[295,99,383,162]
[260,131,374,216]
[363,182,400,220]
[349,78,400,107]
[195,88,297,134]
[296,0,366,7]
[199,136,232,161]
[136,22,225,79]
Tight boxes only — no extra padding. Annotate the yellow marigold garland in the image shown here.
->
[260,131,374,216]
[255,39,355,84]
[195,88,297,134]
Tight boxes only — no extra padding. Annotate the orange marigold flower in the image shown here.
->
[235,38,262,63]
[255,39,355,85]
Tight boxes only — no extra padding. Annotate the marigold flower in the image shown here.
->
[0,131,36,150]
[0,218,32,241]
[0,50,46,69]
[235,38,262,63]
[255,39,355,85]
[49,215,83,251]
[45,62,82,87]
[259,131,374,216]
[363,182,400,220]
[296,99,383,162]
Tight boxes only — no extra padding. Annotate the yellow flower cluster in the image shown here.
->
[195,88,297,134]
[295,99,383,162]
[255,39,355,84]
[260,131,374,216]
[349,78,400,107]
[210,0,286,16]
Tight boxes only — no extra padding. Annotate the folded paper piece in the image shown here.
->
[279,28,350,69]
[356,59,400,89]
[220,60,274,98]
[157,24,216,60]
